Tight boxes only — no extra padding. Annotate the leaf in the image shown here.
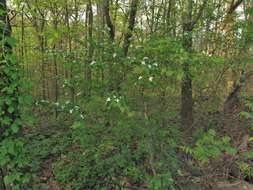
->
[71,122,85,129]
[5,37,17,47]
[7,106,15,113]
[242,151,253,158]
[225,147,237,155]
[11,123,19,133]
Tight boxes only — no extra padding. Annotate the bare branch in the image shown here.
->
[191,0,208,29]
[227,0,244,14]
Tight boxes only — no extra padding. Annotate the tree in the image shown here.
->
[85,0,93,96]
[0,0,26,189]
[103,0,115,41]
[0,0,19,139]
[123,0,139,56]
[181,0,208,128]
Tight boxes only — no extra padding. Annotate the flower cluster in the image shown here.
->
[35,100,85,120]
[140,57,159,69]
[138,75,154,82]
[106,95,122,104]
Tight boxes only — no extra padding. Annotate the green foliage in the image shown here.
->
[0,31,30,189]
[236,161,253,179]
[182,130,236,164]
[240,96,253,132]
[51,60,181,189]
[5,0,253,188]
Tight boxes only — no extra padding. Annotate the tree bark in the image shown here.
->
[85,0,93,97]
[103,0,115,41]
[181,0,194,128]
[181,0,208,128]
[123,0,139,56]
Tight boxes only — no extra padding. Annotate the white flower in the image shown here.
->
[113,53,117,58]
[116,98,120,103]
[75,106,79,110]
[138,76,143,80]
[90,61,96,65]
[77,92,81,96]
[143,57,149,60]
[148,64,152,69]
[149,76,154,82]
[41,100,49,103]
[66,101,70,104]
[55,102,59,106]
[141,61,146,65]
[69,109,73,114]
[106,97,111,102]
[80,114,85,119]
[153,63,158,67]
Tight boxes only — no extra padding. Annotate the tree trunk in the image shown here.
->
[180,0,208,128]
[181,0,194,128]
[0,0,16,138]
[85,0,93,97]
[103,0,115,41]
[123,0,139,56]
[52,18,59,117]
[0,0,20,189]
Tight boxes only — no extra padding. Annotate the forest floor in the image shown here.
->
[23,97,253,190]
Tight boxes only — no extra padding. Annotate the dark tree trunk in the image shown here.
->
[180,0,207,128]
[181,0,194,128]
[103,0,115,41]
[123,0,139,56]
[85,0,93,97]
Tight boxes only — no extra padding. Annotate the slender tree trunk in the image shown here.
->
[52,18,59,117]
[180,0,208,128]
[97,3,105,89]
[103,0,115,41]
[103,0,116,91]
[21,5,25,73]
[85,0,93,97]
[40,30,46,100]
[181,0,194,128]
[34,14,47,100]
[123,0,139,56]
[65,1,75,102]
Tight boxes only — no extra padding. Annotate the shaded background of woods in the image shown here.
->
[9,0,252,128]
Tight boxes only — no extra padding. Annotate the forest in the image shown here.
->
[0,0,253,189]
